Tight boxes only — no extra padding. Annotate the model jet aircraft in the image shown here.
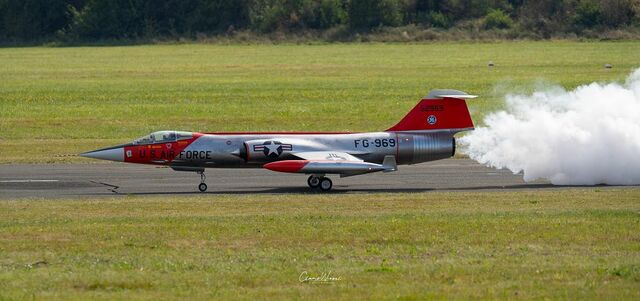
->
[81,89,477,192]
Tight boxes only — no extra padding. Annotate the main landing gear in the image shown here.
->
[307,175,332,192]
[197,171,207,192]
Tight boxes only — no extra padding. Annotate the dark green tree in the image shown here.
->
[1,0,69,40]
[599,0,633,27]
[70,0,146,39]
[348,0,401,29]
[188,0,249,33]
[574,0,601,29]
[483,8,513,29]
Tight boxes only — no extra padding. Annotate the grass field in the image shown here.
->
[0,190,638,300]
[1,41,639,162]
[2,42,639,300]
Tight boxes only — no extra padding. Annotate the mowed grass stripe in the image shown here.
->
[0,189,639,300]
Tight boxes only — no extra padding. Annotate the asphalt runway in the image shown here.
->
[0,159,630,199]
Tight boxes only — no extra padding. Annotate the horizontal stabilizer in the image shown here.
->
[426,89,477,99]
[435,94,478,99]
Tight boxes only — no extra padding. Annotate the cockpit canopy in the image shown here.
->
[133,131,193,145]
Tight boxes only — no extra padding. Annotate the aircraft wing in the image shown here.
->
[292,151,364,162]
[264,151,397,176]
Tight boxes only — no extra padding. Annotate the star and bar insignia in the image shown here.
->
[253,141,293,158]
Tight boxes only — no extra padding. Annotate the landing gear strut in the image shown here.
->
[197,171,207,192]
[307,175,332,192]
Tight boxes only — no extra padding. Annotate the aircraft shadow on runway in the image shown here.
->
[79,183,615,197]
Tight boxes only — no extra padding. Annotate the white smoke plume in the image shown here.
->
[460,69,640,185]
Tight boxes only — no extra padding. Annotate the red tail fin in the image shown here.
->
[386,90,476,132]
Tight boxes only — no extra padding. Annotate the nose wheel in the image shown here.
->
[307,175,332,192]
[197,171,207,192]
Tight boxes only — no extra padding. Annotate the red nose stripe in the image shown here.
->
[263,160,309,173]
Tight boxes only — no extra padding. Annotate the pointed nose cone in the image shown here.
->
[80,147,125,162]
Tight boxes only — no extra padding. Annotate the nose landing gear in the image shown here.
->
[307,175,332,192]
[197,171,207,192]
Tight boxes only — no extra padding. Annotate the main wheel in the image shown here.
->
[307,175,320,188]
[319,178,332,191]
[198,183,208,192]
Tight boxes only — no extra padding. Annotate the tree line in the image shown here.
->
[1,0,638,42]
